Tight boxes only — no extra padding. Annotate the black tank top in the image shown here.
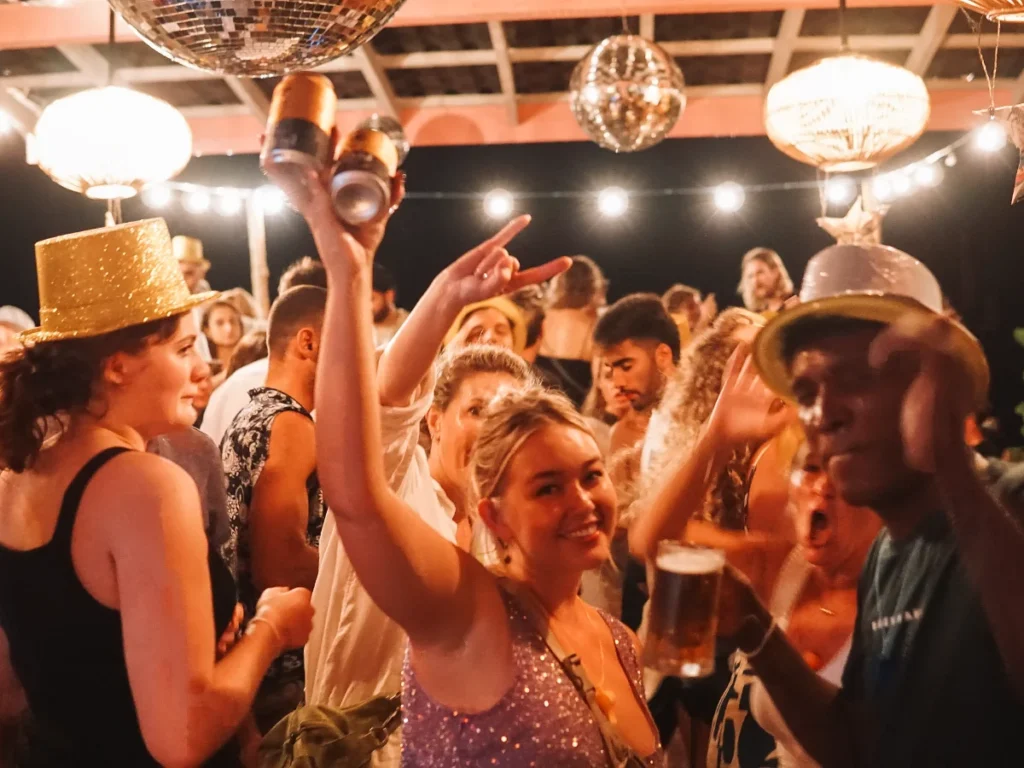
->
[0,447,240,766]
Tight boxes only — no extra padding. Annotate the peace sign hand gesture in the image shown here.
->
[439,215,571,309]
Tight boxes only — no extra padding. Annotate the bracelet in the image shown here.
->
[744,618,778,660]
[246,616,283,650]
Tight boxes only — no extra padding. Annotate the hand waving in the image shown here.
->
[440,215,571,308]
[868,313,974,473]
[706,343,794,449]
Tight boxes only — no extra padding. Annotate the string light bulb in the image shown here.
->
[483,189,514,219]
[873,176,894,202]
[184,189,211,213]
[597,187,628,218]
[214,190,243,216]
[975,119,1007,153]
[913,164,943,188]
[256,186,286,214]
[713,182,745,213]
[0,112,11,135]
[141,184,172,208]
[891,174,913,197]
[825,176,857,205]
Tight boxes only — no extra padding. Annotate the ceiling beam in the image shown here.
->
[639,14,655,40]
[223,76,271,122]
[765,9,804,88]
[178,82,1009,157]
[905,5,957,75]
[488,21,519,125]
[55,44,110,84]
[0,87,39,135]
[352,45,399,118]
[0,0,942,51]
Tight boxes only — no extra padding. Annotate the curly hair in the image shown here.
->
[616,308,766,530]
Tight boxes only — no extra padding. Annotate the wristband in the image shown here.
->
[246,616,283,650]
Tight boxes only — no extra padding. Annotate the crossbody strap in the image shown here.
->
[501,582,646,768]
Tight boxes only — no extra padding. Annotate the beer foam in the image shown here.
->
[656,548,725,575]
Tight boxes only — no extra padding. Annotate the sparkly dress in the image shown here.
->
[401,590,665,767]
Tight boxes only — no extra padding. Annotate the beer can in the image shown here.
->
[261,73,337,172]
[330,128,399,226]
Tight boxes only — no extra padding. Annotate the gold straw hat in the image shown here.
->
[172,235,210,269]
[444,296,527,354]
[21,218,218,344]
[753,244,989,408]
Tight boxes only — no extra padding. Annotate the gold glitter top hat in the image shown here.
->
[172,235,210,269]
[21,219,218,344]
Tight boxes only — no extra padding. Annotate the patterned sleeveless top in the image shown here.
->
[221,387,324,685]
[401,589,665,767]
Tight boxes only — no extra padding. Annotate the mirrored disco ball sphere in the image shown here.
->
[570,35,686,153]
[108,0,408,77]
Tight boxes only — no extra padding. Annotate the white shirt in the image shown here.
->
[305,365,456,767]
[200,358,269,446]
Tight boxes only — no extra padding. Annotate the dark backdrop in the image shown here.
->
[1,131,1021,447]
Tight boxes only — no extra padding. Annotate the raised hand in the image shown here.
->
[264,162,406,274]
[706,343,794,449]
[439,215,571,308]
[868,313,973,473]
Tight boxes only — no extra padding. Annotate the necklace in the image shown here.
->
[536,595,618,722]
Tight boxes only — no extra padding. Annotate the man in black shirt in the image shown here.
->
[719,244,1024,767]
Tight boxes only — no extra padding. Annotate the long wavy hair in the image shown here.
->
[614,308,765,530]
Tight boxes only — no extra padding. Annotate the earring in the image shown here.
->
[503,553,512,565]
[497,537,512,566]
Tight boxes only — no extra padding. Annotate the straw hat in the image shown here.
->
[753,244,989,407]
[172,235,210,270]
[444,296,527,354]
[20,219,218,344]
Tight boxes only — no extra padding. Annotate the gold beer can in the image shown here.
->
[330,127,399,225]
[261,73,337,172]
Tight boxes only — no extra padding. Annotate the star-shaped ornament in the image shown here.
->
[816,197,887,246]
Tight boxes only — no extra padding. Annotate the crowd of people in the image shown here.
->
[0,158,1021,768]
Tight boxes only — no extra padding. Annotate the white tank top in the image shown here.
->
[748,551,851,768]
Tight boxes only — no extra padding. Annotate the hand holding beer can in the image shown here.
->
[643,542,725,678]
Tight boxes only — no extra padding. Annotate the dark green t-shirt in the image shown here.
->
[842,511,1022,766]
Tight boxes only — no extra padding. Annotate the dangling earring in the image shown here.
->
[497,537,512,566]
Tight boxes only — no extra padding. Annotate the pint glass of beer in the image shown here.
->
[644,542,725,678]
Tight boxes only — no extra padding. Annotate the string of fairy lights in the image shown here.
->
[131,119,1011,221]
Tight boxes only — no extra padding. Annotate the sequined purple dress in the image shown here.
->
[401,590,665,767]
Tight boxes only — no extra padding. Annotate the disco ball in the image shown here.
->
[569,35,686,153]
[108,0,408,77]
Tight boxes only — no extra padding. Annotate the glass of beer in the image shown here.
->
[644,542,725,678]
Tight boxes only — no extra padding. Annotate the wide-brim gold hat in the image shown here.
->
[21,218,218,344]
[172,235,210,269]
[444,296,527,354]
[754,244,989,408]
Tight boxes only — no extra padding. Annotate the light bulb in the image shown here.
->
[256,186,286,214]
[184,189,211,213]
[873,176,894,202]
[597,187,628,218]
[142,185,173,208]
[825,176,856,205]
[483,189,514,219]
[975,120,1007,153]
[892,174,913,196]
[713,182,745,213]
[214,190,243,216]
[913,164,942,188]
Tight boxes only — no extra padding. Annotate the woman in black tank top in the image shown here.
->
[0,220,314,766]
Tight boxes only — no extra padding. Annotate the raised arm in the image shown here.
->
[629,347,792,560]
[283,168,567,650]
[871,314,1024,697]
[377,215,533,407]
[98,452,312,767]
